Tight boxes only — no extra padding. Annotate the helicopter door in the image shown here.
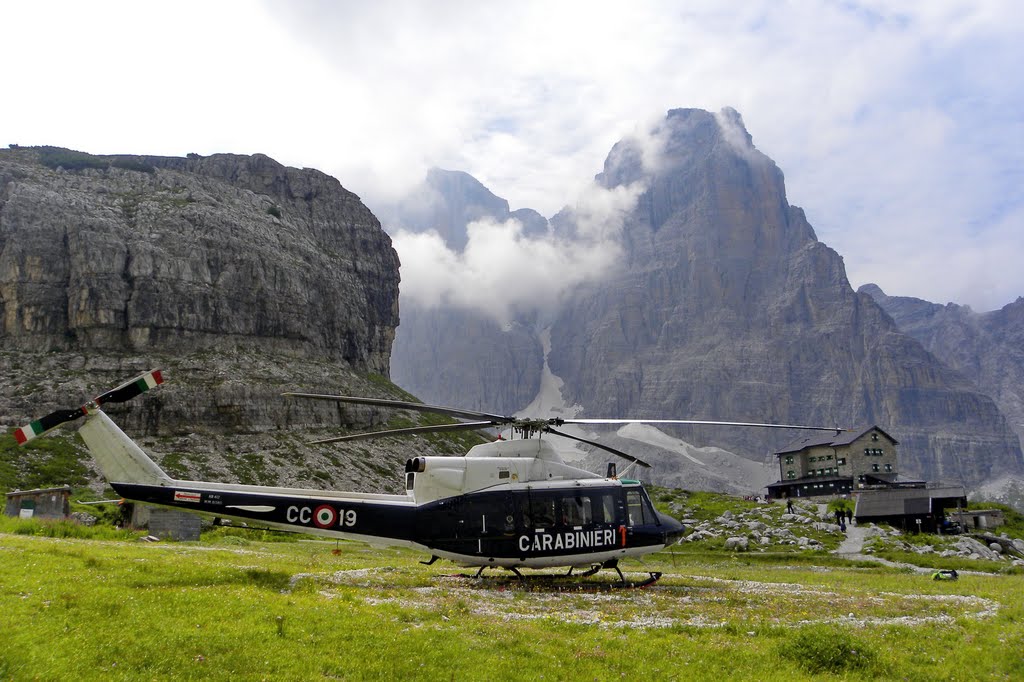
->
[458,492,515,557]
[471,492,514,538]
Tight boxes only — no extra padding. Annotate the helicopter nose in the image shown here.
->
[658,512,686,545]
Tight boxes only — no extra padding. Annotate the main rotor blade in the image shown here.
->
[307,421,497,445]
[564,418,845,433]
[283,393,509,423]
[544,426,651,468]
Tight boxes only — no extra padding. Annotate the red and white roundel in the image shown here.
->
[313,505,337,528]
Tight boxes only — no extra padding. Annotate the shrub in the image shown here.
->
[827,497,854,515]
[778,626,880,675]
[0,516,141,541]
[37,147,108,171]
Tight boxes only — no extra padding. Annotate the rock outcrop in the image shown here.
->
[390,305,543,413]
[1,147,398,371]
[0,146,456,495]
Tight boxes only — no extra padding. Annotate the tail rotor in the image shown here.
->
[13,370,163,445]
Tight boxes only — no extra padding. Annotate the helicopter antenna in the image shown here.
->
[618,460,641,479]
[544,426,651,468]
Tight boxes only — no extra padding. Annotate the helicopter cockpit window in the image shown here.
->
[622,489,663,524]
[626,490,646,525]
[626,489,659,526]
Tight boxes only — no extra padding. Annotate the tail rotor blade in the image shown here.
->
[94,369,164,406]
[14,408,86,444]
[13,369,164,446]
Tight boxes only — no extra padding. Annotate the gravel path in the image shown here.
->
[828,513,996,576]
[824,504,934,572]
[834,523,869,555]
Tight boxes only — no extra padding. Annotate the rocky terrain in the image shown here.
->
[679,501,843,552]
[0,146,463,495]
[678,497,1024,568]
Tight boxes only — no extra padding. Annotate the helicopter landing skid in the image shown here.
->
[449,568,662,590]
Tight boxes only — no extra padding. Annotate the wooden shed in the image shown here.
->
[4,486,72,520]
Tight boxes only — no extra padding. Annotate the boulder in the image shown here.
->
[725,536,749,552]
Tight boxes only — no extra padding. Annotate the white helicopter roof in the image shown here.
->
[465,437,566,463]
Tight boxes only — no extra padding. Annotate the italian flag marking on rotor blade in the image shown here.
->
[13,420,46,445]
[13,406,86,445]
[14,370,164,446]
[95,369,164,406]
[136,369,163,391]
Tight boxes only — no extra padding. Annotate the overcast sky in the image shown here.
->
[2,1,1021,311]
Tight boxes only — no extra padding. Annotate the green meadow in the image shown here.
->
[1,520,1021,681]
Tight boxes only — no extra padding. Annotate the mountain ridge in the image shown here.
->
[860,283,1024,459]
[378,108,1023,491]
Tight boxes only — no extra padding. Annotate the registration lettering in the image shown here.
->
[286,505,357,528]
[286,506,312,524]
[518,528,617,553]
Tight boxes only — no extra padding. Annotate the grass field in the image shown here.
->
[1,524,1021,681]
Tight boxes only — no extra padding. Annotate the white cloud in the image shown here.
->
[393,181,645,324]
[2,0,1022,310]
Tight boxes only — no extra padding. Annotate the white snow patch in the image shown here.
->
[615,423,707,466]
[515,328,582,420]
[505,328,588,463]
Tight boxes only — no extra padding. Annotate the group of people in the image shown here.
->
[783,497,855,532]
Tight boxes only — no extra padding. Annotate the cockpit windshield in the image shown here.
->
[625,486,660,527]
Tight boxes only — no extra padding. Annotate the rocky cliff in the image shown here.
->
[547,108,1023,487]
[860,284,1024,462]
[0,146,461,495]
[1,147,398,369]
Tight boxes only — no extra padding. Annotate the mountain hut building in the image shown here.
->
[766,426,968,532]
[767,426,905,499]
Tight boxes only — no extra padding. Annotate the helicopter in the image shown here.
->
[14,370,844,585]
